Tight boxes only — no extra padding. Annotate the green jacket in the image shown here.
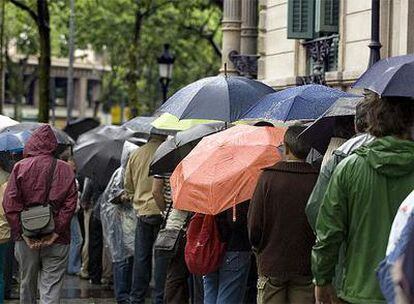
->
[312,136,414,304]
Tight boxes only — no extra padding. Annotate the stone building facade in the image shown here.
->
[221,0,414,91]
[5,47,109,125]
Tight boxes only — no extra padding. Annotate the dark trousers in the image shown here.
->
[88,209,103,284]
[164,236,189,304]
[129,215,169,304]
[3,241,16,299]
[113,257,134,304]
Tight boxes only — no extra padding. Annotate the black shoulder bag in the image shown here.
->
[20,158,57,238]
[154,203,189,258]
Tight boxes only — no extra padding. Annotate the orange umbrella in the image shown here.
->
[171,125,286,215]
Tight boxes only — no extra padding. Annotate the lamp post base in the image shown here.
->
[368,41,382,68]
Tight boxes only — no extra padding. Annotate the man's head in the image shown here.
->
[283,125,311,160]
[354,99,370,133]
[365,94,414,139]
[24,125,58,157]
[149,133,168,142]
[253,121,274,127]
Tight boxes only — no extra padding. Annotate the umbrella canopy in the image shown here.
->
[0,130,32,153]
[156,76,275,122]
[149,122,229,176]
[123,115,175,137]
[150,113,220,132]
[171,125,285,215]
[242,84,358,121]
[74,125,145,187]
[353,54,414,97]
[0,123,74,155]
[64,117,100,141]
[0,115,18,131]
[299,96,364,154]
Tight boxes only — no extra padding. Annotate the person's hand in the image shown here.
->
[315,284,338,304]
[22,235,41,250]
[120,192,131,204]
[40,232,59,247]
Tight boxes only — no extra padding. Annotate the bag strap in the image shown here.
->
[43,158,57,206]
[161,201,173,229]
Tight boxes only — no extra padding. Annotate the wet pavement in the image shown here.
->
[4,275,117,304]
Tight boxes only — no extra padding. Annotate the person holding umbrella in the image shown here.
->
[306,99,374,231]
[312,95,414,304]
[124,132,169,304]
[248,125,319,303]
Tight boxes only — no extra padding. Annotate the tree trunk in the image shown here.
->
[37,0,51,123]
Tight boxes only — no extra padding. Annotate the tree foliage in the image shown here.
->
[6,0,222,116]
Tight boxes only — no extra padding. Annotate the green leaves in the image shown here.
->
[6,0,222,114]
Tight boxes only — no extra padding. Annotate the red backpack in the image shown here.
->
[185,213,226,275]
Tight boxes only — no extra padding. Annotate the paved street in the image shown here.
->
[4,275,116,304]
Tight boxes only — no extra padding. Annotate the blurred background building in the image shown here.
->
[4,44,110,127]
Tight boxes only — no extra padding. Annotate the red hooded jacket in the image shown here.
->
[3,125,77,244]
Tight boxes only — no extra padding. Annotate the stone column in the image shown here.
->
[241,0,258,55]
[78,77,88,118]
[221,0,241,75]
[257,0,266,80]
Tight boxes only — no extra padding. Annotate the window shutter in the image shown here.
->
[287,0,315,39]
[315,0,340,34]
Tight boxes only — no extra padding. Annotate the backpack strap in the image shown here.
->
[43,158,57,206]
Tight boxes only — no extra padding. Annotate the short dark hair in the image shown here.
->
[354,99,370,133]
[254,121,274,127]
[366,94,414,138]
[284,125,311,160]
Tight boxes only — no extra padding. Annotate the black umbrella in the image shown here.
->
[64,117,100,141]
[149,122,229,176]
[353,54,414,97]
[74,125,146,187]
[299,97,364,154]
[156,76,275,122]
[123,116,174,138]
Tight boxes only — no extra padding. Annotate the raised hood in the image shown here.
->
[355,136,414,177]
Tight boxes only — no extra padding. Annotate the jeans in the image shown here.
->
[129,215,169,304]
[203,251,251,304]
[68,215,83,275]
[113,257,134,304]
[0,243,6,303]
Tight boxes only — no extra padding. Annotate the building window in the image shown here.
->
[54,78,67,107]
[287,0,340,73]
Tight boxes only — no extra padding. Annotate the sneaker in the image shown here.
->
[79,271,89,280]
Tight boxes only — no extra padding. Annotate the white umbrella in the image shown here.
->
[0,115,18,132]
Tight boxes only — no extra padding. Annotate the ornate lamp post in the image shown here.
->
[368,0,382,68]
[157,44,175,103]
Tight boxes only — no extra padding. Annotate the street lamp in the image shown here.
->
[368,0,382,68]
[157,44,175,103]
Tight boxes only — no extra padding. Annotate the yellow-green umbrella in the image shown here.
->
[152,113,220,131]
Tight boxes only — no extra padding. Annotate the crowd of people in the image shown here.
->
[0,92,412,304]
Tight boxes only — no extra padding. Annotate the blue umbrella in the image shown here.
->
[241,84,358,121]
[353,54,414,97]
[0,130,32,153]
[156,76,275,122]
